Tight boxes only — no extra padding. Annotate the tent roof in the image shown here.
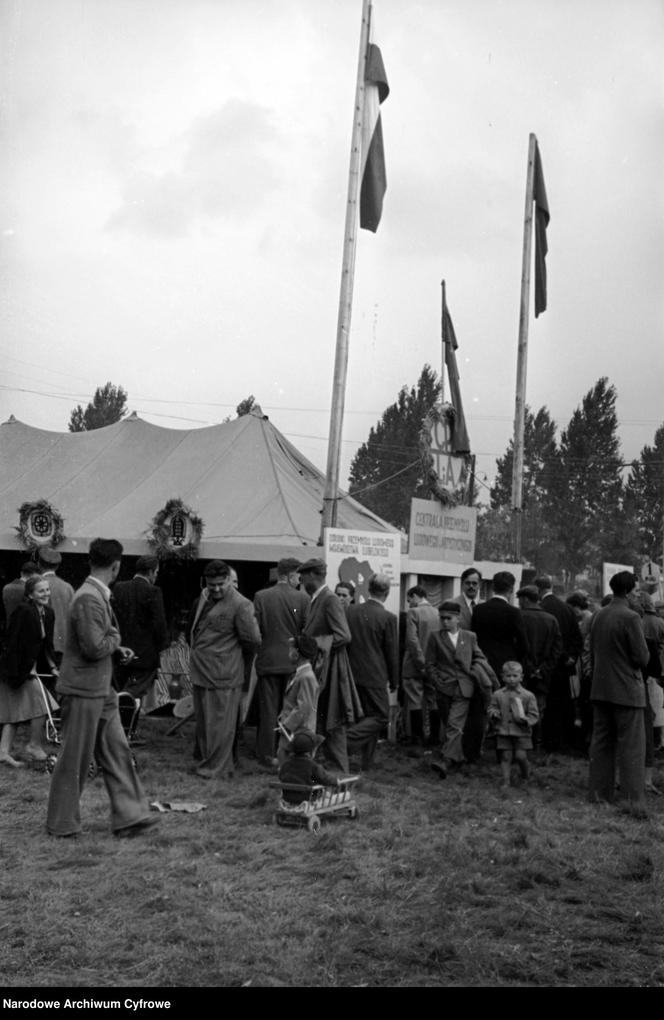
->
[0,408,395,561]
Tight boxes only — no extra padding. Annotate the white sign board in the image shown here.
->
[602,562,634,596]
[408,498,477,566]
[324,528,401,616]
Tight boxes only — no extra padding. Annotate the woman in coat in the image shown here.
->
[0,573,59,766]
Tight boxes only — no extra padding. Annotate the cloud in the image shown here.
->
[107,100,282,238]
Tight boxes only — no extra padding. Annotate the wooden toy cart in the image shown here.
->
[270,775,361,834]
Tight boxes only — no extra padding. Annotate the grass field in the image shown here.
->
[1,714,663,989]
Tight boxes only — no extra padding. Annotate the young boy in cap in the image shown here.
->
[278,728,341,805]
[424,600,496,778]
[276,634,322,766]
[488,661,539,788]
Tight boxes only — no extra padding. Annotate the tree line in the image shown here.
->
[348,366,663,580]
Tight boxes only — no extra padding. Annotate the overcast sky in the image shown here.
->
[1,0,662,499]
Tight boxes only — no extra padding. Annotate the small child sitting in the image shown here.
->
[488,661,539,788]
[278,729,341,805]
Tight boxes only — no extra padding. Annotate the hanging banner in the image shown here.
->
[324,528,401,616]
[409,497,477,566]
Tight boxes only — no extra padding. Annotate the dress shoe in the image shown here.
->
[431,760,448,779]
[113,814,160,837]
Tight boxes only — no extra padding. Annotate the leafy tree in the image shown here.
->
[550,377,625,576]
[490,405,558,510]
[348,365,441,531]
[69,382,128,432]
[487,404,563,569]
[236,395,256,417]
[624,423,664,562]
[474,504,514,562]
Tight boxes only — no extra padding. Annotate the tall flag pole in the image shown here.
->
[321,0,389,535]
[511,134,549,562]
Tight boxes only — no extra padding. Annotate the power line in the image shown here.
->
[1,375,662,427]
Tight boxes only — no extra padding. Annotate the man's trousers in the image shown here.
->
[46,690,151,836]
[588,701,646,807]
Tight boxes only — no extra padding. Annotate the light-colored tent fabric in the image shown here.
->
[0,408,394,560]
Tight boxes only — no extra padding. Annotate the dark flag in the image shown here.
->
[443,306,471,455]
[359,42,389,232]
[533,141,549,317]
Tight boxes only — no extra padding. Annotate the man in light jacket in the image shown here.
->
[187,560,261,780]
[46,538,157,838]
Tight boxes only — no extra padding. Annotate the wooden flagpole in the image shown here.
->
[511,133,538,563]
[440,279,446,404]
[320,0,372,537]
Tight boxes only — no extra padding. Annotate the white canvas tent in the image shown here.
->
[0,407,394,561]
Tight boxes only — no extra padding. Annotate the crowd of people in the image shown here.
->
[1,540,663,836]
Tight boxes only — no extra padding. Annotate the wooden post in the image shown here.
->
[320,0,372,538]
[467,453,476,507]
[511,133,538,563]
[440,279,446,404]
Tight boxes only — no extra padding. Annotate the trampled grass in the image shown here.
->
[1,716,663,988]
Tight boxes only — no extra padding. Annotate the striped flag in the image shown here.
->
[360,41,389,232]
[533,141,549,317]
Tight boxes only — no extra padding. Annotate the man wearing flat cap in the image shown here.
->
[424,600,496,777]
[38,546,74,668]
[252,557,309,768]
[299,557,362,773]
[516,585,562,754]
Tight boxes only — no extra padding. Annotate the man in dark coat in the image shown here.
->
[516,584,563,752]
[471,571,529,678]
[112,555,169,700]
[345,574,399,770]
[253,557,309,768]
[300,557,362,773]
[588,570,650,811]
[534,574,583,752]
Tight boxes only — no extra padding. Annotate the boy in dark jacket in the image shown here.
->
[278,729,340,804]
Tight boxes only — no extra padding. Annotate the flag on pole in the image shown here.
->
[533,141,549,317]
[360,41,389,232]
[443,306,471,455]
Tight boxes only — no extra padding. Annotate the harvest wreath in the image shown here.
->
[146,498,204,560]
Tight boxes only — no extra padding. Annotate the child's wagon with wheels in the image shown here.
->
[270,775,361,834]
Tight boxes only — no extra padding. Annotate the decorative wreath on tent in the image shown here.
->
[419,403,470,507]
[15,499,66,552]
[146,498,204,561]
